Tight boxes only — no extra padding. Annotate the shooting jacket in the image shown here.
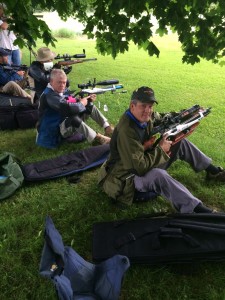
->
[28,61,51,99]
[98,111,170,206]
[36,85,85,149]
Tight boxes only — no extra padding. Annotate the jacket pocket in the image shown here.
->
[102,175,125,199]
[103,174,135,206]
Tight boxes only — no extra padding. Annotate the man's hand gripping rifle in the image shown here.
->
[144,104,211,151]
[62,79,126,115]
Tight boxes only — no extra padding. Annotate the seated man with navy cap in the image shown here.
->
[98,86,225,212]
[0,47,31,99]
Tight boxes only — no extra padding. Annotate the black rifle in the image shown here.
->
[78,78,119,89]
[55,48,86,60]
[1,64,28,71]
[55,53,86,60]
[55,49,97,66]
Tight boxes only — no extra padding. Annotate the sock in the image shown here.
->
[103,122,110,129]
[194,203,213,213]
[205,164,221,175]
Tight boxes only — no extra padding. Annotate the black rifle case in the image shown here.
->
[92,213,225,265]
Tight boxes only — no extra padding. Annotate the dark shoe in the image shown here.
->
[206,167,225,182]
[104,126,114,137]
[194,203,213,213]
[92,133,111,146]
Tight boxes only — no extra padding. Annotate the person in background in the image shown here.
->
[37,69,113,149]
[29,47,80,100]
[28,47,59,99]
[98,86,225,212]
[0,3,21,65]
[0,47,31,99]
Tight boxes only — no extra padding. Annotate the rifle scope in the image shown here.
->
[55,53,86,60]
[78,79,119,89]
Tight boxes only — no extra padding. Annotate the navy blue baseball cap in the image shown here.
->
[131,86,158,104]
[0,47,12,56]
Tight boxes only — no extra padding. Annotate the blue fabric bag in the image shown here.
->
[39,216,130,300]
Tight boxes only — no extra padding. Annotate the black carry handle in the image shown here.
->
[151,227,200,250]
[96,79,119,86]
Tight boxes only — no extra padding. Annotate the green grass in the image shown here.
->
[1,34,225,300]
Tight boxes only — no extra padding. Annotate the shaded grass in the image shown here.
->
[1,34,225,299]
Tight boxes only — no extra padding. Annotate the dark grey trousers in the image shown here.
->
[134,139,212,213]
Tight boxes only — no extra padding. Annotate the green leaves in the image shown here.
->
[2,0,225,64]
[147,41,160,57]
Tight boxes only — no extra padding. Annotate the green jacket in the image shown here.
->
[98,111,170,206]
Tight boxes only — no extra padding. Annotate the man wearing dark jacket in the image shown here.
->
[29,47,78,99]
[28,47,59,99]
[37,69,112,149]
[98,86,225,213]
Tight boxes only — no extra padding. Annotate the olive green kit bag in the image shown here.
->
[0,152,24,200]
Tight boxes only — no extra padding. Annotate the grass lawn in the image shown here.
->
[1,34,225,300]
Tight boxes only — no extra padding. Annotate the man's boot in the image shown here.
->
[92,133,111,145]
[104,126,114,137]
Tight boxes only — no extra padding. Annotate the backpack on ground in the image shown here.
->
[92,212,225,265]
[0,93,38,130]
[40,216,130,300]
[0,152,24,200]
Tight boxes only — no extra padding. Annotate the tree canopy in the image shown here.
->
[3,0,225,65]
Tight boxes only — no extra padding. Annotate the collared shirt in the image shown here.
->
[125,109,148,129]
